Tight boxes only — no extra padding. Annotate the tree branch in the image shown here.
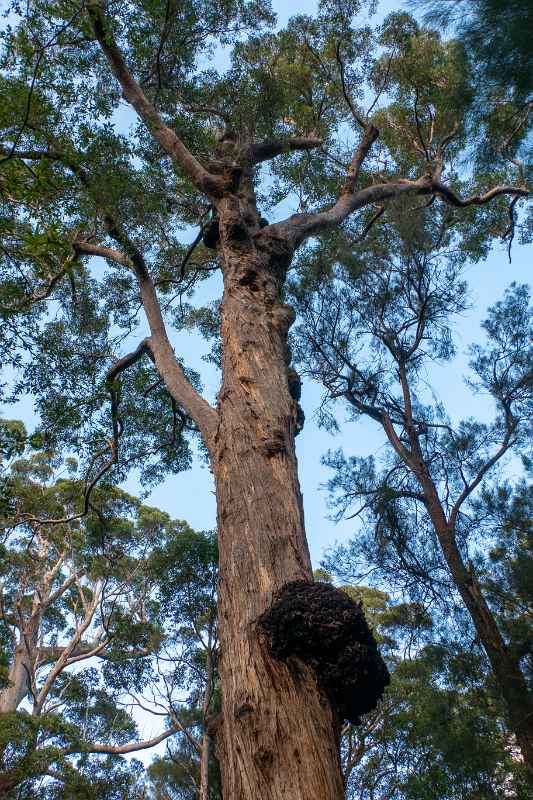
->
[106,338,153,384]
[448,422,517,531]
[43,572,81,610]
[64,724,179,755]
[271,175,432,246]
[34,586,102,713]
[271,172,528,248]
[0,147,61,162]
[73,241,132,269]
[136,271,218,442]
[50,153,217,440]
[335,42,367,129]
[432,180,529,208]
[344,124,379,194]
[353,204,385,243]
[75,236,217,443]
[248,137,323,164]
[87,1,224,197]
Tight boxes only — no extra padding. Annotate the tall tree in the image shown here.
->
[294,204,533,780]
[0,433,217,797]
[0,2,530,797]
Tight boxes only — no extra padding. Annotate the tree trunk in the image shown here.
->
[430,506,533,777]
[0,643,32,714]
[456,558,533,777]
[0,643,34,792]
[199,642,214,800]
[210,202,345,799]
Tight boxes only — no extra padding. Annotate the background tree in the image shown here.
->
[0,430,217,798]
[292,201,532,782]
[0,1,530,797]
[413,0,533,99]
[311,573,523,799]
[147,517,219,800]
[343,613,526,800]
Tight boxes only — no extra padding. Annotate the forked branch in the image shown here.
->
[432,181,529,208]
[274,173,529,247]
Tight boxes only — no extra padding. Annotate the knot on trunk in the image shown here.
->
[255,231,293,279]
[259,580,390,724]
[270,304,295,334]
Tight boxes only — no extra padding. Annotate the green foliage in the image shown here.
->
[338,591,529,799]
[414,0,533,99]
[298,198,533,794]
[0,0,528,508]
[0,443,218,797]
[0,0,531,795]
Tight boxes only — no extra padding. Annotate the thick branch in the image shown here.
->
[38,638,108,666]
[344,125,379,194]
[272,176,432,246]
[273,172,529,248]
[65,174,216,441]
[248,137,323,164]
[75,236,217,442]
[87,2,223,196]
[106,338,153,384]
[138,273,217,441]
[43,572,81,610]
[73,241,132,269]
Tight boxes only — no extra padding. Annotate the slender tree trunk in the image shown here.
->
[199,639,214,800]
[210,198,345,799]
[425,487,533,777]
[392,369,533,778]
[464,574,533,775]
[198,730,211,800]
[440,529,533,776]
[0,639,35,791]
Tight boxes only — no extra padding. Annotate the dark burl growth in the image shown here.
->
[259,581,390,724]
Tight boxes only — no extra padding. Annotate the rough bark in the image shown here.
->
[209,189,346,800]
[64,12,530,791]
